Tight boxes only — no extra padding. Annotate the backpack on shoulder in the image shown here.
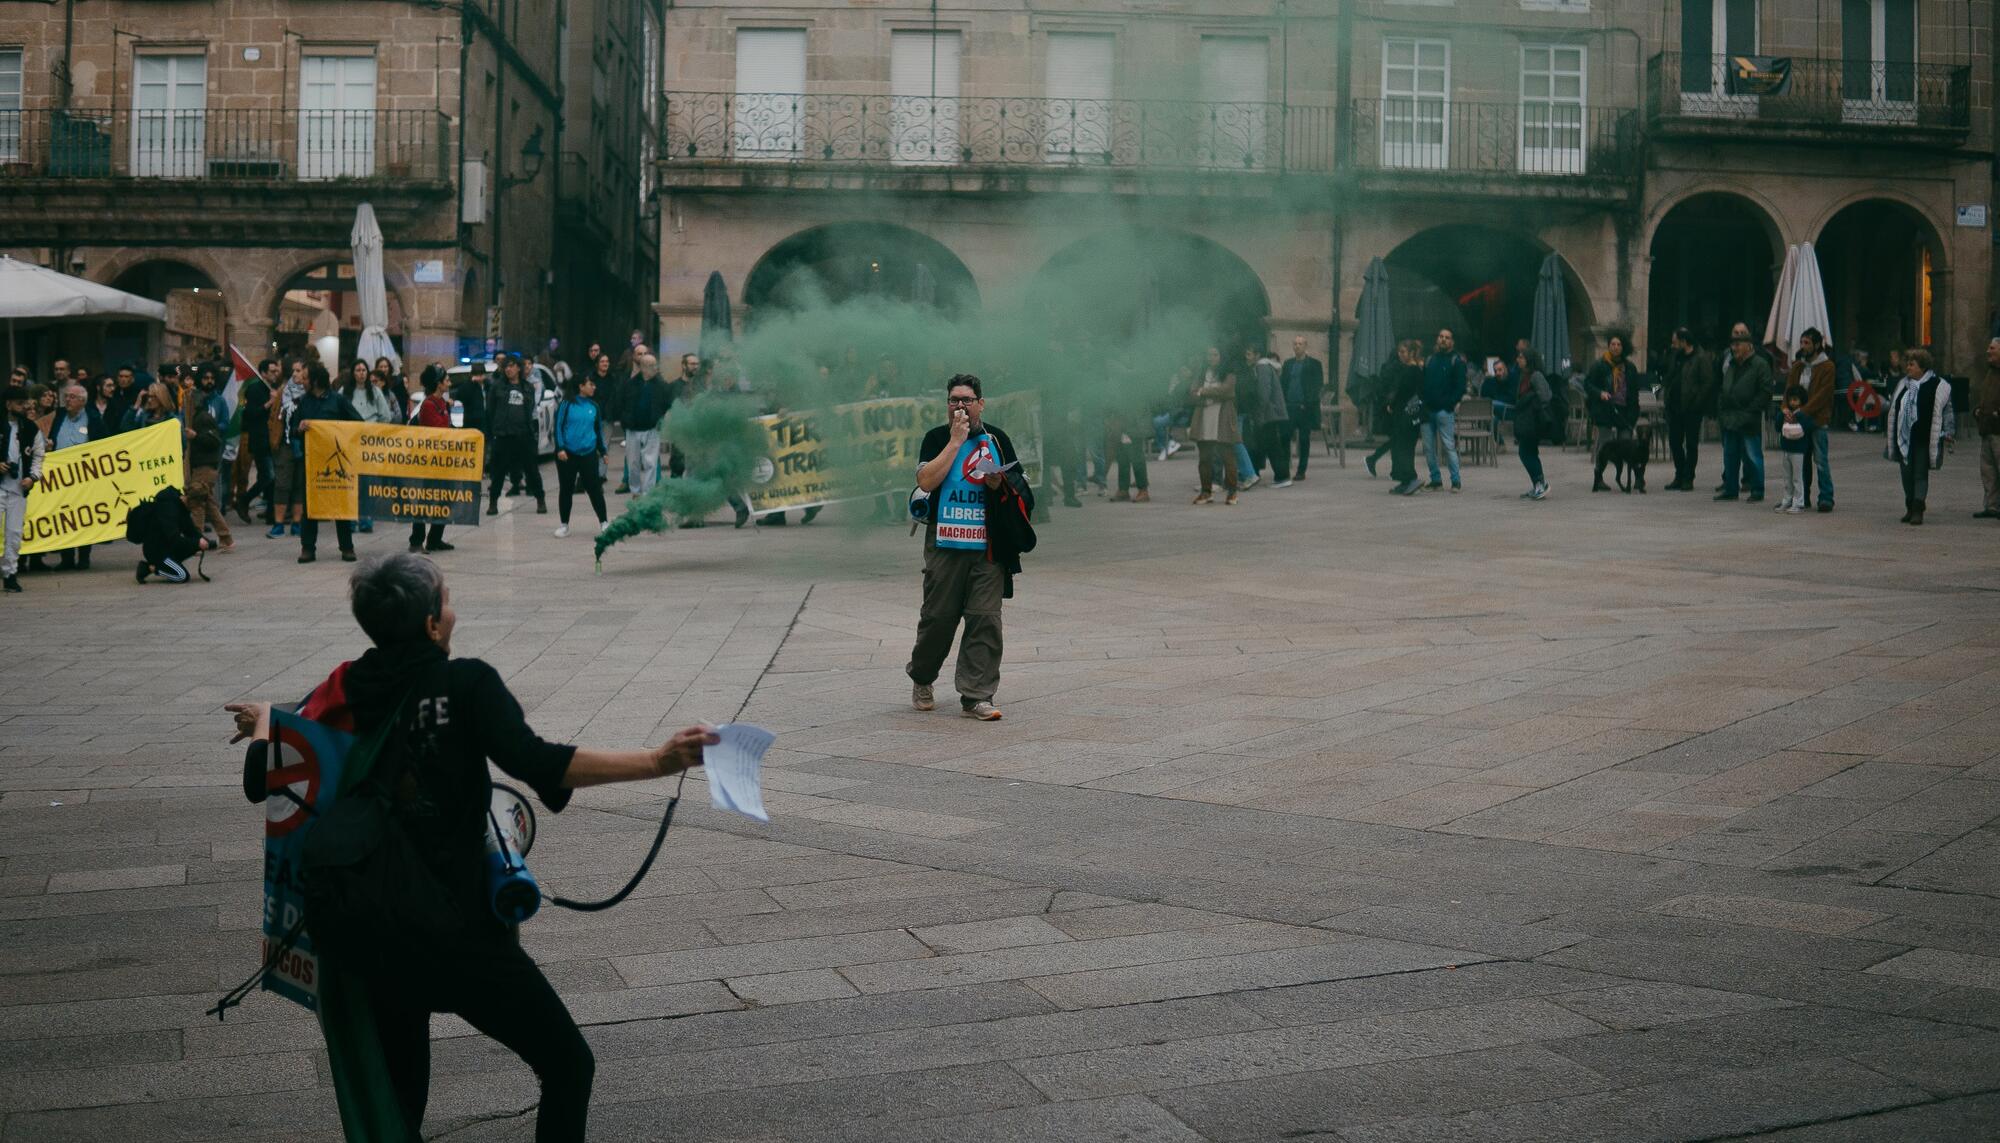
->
[1541,379,1571,446]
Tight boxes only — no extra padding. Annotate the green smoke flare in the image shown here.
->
[594,393,771,568]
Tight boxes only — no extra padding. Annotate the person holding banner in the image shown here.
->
[229,554,718,1141]
[290,363,362,564]
[49,385,105,571]
[407,366,459,554]
[2,386,46,593]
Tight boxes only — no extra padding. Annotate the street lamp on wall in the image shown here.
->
[500,126,545,190]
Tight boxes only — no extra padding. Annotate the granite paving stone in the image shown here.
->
[4,441,1997,1139]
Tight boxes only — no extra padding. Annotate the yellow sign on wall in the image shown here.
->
[20,420,184,554]
[304,421,486,525]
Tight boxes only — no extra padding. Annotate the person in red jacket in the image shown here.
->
[407,365,457,554]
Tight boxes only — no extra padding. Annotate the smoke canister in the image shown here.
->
[484,783,540,924]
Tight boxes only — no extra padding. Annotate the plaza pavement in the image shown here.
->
[2,429,1999,1142]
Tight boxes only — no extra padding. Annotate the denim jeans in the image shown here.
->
[1153,410,1188,454]
[1720,429,1765,496]
[1811,426,1835,505]
[627,429,662,497]
[1420,410,1460,485]
[1518,431,1544,487]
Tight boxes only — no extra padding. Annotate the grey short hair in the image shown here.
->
[349,553,446,647]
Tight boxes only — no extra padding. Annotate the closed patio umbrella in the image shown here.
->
[1530,253,1572,374]
[701,271,733,353]
[350,203,401,372]
[1349,256,1395,403]
[1764,242,1830,367]
[0,254,167,369]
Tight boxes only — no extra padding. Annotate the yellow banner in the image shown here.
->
[20,420,184,554]
[304,421,486,525]
[747,393,1043,514]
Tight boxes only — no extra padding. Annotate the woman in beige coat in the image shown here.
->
[1189,345,1241,505]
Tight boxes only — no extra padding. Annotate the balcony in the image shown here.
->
[1647,52,1971,143]
[1346,98,1640,201]
[661,92,1335,188]
[0,108,452,182]
[0,107,454,246]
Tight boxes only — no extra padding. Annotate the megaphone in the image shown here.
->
[484,783,540,924]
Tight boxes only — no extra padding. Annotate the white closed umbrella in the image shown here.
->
[350,203,402,372]
[0,254,168,368]
[1763,242,1831,363]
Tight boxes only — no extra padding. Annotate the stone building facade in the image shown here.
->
[655,0,1992,391]
[0,0,658,374]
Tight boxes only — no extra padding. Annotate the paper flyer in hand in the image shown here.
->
[705,723,775,823]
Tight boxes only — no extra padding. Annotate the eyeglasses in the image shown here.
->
[947,396,980,406]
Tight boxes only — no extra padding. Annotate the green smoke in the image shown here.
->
[594,393,769,567]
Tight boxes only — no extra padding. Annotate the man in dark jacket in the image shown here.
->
[1280,336,1324,481]
[1421,328,1467,491]
[1716,322,1772,502]
[1583,332,1641,440]
[485,355,546,515]
[229,554,715,1142]
[908,374,1033,722]
[237,358,278,524]
[1659,327,1717,491]
[290,363,363,562]
[622,353,673,498]
[185,392,234,552]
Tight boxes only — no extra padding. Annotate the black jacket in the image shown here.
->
[456,377,488,434]
[242,641,575,935]
[136,486,202,566]
[1661,348,1719,415]
[488,379,536,439]
[624,374,675,432]
[1584,355,1642,429]
[1280,354,1324,420]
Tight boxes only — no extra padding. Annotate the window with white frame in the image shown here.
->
[1680,0,1757,108]
[1520,44,1585,173]
[732,28,806,159]
[300,54,377,179]
[1044,32,1114,161]
[1381,38,1448,169]
[0,49,21,164]
[133,52,207,178]
[889,30,960,164]
[1198,36,1268,169]
[1841,0,1916,121]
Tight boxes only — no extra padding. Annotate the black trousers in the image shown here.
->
[1389,421,1420,484]
[368,936,594,1143]
[557,455,607,524]
[299,517,353,555]
[489,436,545,507]
[244,445,274,516]
[409,522,446,549]
[1290,408,1316,477]
[1259,421,1292,482]
[1666,409,1704,485]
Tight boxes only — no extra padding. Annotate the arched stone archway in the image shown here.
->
[1384,225,1596,367]
[1030,227,1272,358]
[105,258,227,367]
[1647,192,1783,354]
[743,222,981,322]
[270,259,408,366]
[1816,198,1948,366]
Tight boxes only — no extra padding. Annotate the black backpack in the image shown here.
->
[299,692,467,978]
[1541,377,1571,446]
[123,495,157,544]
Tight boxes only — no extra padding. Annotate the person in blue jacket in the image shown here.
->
[552,374,609,538]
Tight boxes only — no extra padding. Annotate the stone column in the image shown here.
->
[227,318,277,362]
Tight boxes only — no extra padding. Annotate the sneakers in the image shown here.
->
[266,524,285,539]
[1392,479,1421,496]
[912,683,936,712]
[1450,483,1461,494]
[1272,480,1293,489]
[1240,475,1260,491]
[1425,480,1443,491]
[426,540,456,552]
[1134,490,1150,503]
[597,520,611,535]
[1165,439,1183,458]
[1224,493,1238,506]
[1192,492,1213,505]
[1365,455,1379,478]
[1785,504,1803,515]
[1773,499,1792,513]
[1530,484,1548,501]
[962,701,1002,721]
[554,524,571,538]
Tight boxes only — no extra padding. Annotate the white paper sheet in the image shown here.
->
[704,723,775,823]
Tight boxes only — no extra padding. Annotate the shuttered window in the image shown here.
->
[733,28,806,159]
[0,50,21,163]
[1044,32,1113,160]
[1198,36,1268,169]
[890,31,960,164]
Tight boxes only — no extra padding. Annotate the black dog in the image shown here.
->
[1593,429,1651,494]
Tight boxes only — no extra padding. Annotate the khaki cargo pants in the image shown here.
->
[906,546,1005,706]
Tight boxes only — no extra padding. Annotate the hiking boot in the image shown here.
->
[962,700,1002,721]
[912,683,935,712]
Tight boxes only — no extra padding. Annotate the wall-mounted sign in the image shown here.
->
[413,259,446,284]
[165,289,224,343]
[1955,205,1987,228]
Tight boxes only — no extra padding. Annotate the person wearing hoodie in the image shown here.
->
[1884,347,1955,526]
[289,362,362,563]
[485,355,547,516]
[1787,327,1837,511]
[132,486,209,584]
[228,554,717,1143]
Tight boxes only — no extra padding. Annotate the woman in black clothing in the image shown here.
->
[1382,340,1427,496]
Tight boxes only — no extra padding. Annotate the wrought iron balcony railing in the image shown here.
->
[1348,98,1640,180]
[0,108,453,182]
[1647,52,1970,133]
[663,92,1335,173]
